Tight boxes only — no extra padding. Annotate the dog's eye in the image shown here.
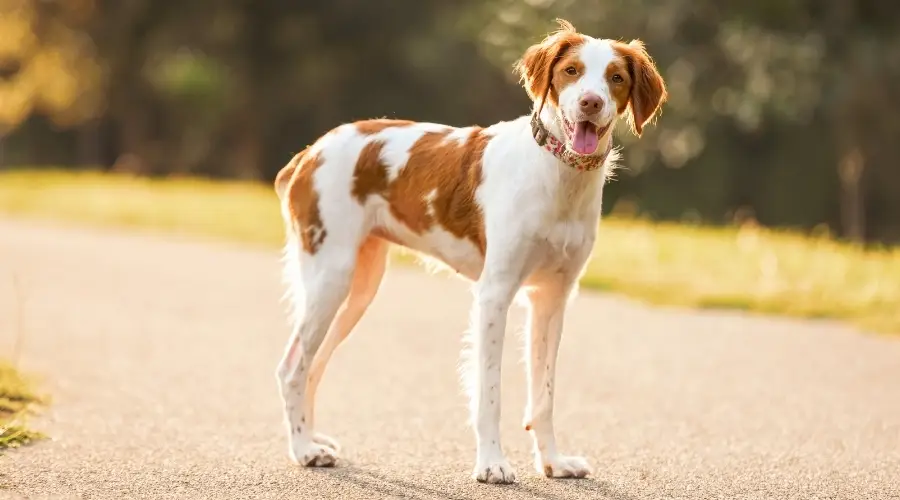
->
[611,74,624,83]
[564,66,578,76]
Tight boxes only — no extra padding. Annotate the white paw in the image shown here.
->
[290,440,338,467]
[473,458,517,484]
[312,432,340,452]
[537,454,592,479]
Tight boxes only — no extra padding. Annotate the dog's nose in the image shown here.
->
[579,94,603,114]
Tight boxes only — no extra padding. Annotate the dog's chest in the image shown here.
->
[543,219,593,251]
[527,174,604,267]
[527,218,597,273]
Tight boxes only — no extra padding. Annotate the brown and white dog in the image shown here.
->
[273,19,667,484]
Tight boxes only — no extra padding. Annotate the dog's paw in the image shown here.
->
[537,454,592,479]
[290,440,338,467]
[312,432,340,452]
[473,458,517,484]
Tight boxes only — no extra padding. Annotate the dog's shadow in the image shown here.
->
[303,463,637,500]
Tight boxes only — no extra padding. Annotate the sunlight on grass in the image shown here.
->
[0,361,44,450]
[583,221,900,333]
[0,168,283,247]
[1,168,898,334]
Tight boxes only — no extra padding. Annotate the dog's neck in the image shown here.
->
[535,105,568,145]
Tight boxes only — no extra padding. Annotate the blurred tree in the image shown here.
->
[0,0,897,243]
[0,0,102,130]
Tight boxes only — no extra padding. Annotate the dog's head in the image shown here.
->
[515,19,667,155]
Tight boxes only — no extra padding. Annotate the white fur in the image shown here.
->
[275,32,633,483]
[558,40,621,128]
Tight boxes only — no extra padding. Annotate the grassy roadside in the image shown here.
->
[1,168,898,334]
[0,361,44,450]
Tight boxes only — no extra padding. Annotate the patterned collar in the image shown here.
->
[530,112,613,172]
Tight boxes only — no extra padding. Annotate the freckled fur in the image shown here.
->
[273,18,666,484]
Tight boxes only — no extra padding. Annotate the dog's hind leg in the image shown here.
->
[274,144,373,467]
[276,239,356,466]
[303,235,390,451]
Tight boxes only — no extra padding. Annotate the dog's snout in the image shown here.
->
[579,94,603,114]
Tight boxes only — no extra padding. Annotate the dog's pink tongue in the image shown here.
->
[572,122,598,155]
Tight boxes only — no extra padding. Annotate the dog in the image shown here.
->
[272,18,667,484]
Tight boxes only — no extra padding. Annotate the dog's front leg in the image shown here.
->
[523,273,593,479]
[468,261,527,484]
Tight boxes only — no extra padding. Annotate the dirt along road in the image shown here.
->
[1,218,898,499]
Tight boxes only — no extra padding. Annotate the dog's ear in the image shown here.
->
[619,39,667,137]
[514,19,583,105]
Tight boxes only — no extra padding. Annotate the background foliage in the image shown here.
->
[1,0,898,243]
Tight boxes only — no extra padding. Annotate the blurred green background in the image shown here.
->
[0,0,898,244]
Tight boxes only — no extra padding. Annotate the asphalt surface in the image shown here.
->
[1,218,898,500]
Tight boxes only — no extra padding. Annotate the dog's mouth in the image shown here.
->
[563,119,610,156]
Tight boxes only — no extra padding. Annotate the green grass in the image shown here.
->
[0,361,44,450]
[1,167,898,334]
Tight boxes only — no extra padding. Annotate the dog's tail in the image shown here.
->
[274,148,308,201]
[275,149,309,328]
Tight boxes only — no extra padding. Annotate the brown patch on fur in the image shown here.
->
[605,58,633,114]
[353,127,490,254]
[543,464,554,477]
[284,149,328,254]
[348,128,489,254]
[355,119,415,135]
[524,423,532,431]
[352,141,390,203]
[551,51,585,101]
[372,129,490,254]
[611,40,668,136]
[514,19,587,108]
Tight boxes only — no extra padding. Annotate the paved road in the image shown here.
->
[1,218,898,500]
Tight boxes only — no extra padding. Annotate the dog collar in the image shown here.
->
[530,112,613,172]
